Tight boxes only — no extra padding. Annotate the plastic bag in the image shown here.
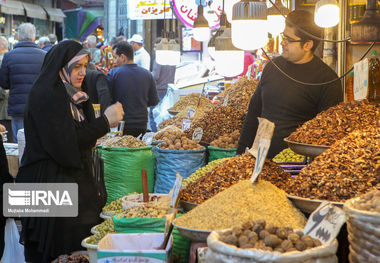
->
[153,85,180,127]
[1,218,26,263]
[208,146,237,162]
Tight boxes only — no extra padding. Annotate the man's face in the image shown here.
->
[280,26,311,64]
[131,42,139,51]
[112,49,124,67]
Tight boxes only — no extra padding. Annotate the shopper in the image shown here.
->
[128,34,150,70]
[0,37,12,142]
[17,40,124,263]
[107,41,158,137]
[0,23,46,142]
[237,10,343,158]
[38,36,52,51]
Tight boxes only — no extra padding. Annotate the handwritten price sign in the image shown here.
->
[128,0,174,20]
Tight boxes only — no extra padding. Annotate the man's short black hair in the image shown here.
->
[285,10,322,52]
[113,41,134,61]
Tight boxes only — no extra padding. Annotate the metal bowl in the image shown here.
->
[287,195,344,214]
[172,221,211,242]
[99,211,113,220]
[180,200,199,211]
[167,110,180,116]
[284,139,330,158]
[91,225,99,235]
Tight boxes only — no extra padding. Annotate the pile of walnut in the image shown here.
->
[287,100,380,146]
[181,154,291,204]
[218,76,258,113]
[352,190,380,213]
[184,106,246,143]
[210,130,240,148]
[286,126,380,202]
[168,93,213,112]
[219,220,322,253]
[157,129,203,150]
[158,116,189,130]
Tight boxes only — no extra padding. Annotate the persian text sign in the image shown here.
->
[128,0,174,20]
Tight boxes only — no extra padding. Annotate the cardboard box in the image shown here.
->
[97,233,172,263]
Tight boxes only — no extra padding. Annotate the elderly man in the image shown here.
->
[48,33,57,45]
[85,35,101,64]
[0,23,46,141]
[38,36,52,51]
[128,34,150,70]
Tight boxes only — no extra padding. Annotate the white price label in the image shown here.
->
[250,138,271,183]
[192,127,203,143]
[354,58,369,101]
[304,201,347,244]
[223,93,229,106]
[187,108,196,118]
[170,173,183,208]
[182,119,191,131]
[141,132,155,145]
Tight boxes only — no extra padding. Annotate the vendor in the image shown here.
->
[237,10,343,158]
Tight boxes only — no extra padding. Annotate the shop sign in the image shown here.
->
[128,0,174,20]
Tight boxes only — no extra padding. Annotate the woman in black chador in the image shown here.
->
[17,40,123,262]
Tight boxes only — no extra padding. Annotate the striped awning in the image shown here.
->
[44,7,66,22]
[0,0,24,16]
[22,2,47,20]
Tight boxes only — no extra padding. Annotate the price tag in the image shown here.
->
[169,173,183,208]
[304,201,347,244]
[249,118,275,183]
[192,127,203,143]
[182,119,191,131]
[222,93,229,106]
[142,132,155,145]
[354,58,369,101]
[187,108,196,118]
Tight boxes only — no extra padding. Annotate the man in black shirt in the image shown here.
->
[237,10,343,158]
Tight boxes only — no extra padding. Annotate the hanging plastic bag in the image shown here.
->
[1,218,26,263]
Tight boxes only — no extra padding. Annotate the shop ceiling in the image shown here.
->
[0,0,66,22]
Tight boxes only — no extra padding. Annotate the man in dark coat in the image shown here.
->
[85,69,112,114]
[0,23,46,142]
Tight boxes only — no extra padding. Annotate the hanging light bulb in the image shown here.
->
[156,38,181,66]
[225,0,241,23]
[267,0,289,36]
[231,0,269,50]
[214,20,244,77]
[193,4,211,42]
[314,0,340,28]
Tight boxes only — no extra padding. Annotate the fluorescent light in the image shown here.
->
[314,0,340,28]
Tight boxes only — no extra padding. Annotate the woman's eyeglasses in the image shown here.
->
[280,32,304,43]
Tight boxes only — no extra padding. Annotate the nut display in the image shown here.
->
[182,158,230,187]
[52,254,90,263]
[287,100,380,146]
[184,106,246,143]
[158,116,189,130]
[168,93,213,112]
[116,202,171,219]
[272,148,306,163]
[175,180,306,231]
[102,198,123,214]
[218,76,258,112]
[210,130,240,149]
[286,126,380,202]
[94,217,115,234]
[100,135,146,148]
[219,220,322,252]
[157,128,203,150]
[352,190,380,213]
[181,154,291,204]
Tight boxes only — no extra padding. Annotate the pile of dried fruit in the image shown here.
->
[184,106,246,143]
[352,190,380,213]
[181,154,291,204]
[210,130,240,149]
[94,217,114,234]
[100,135,146,148]
[219,220,322,252]
[182,158,229,187]
[157,128,203,150]
[287,100,380,146]
[218,76,258,112]
[175,180,306,230]
[286,126,380,202]
[169,93,213,112]
[53,254,89,263]
[102,198,123,214]
[116,202,171,219]
[272,148,306,163]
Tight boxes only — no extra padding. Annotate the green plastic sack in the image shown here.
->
[113,215,191,263]
[208,146,237,162]
[102,146,154,204]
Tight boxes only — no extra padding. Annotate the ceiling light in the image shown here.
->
[267,0,289,36]
[314,0,340,28]
[155,38,181,66]
[193,4,211,42]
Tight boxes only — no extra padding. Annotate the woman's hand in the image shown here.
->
[104,102,124,128]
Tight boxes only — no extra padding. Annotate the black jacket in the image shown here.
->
[85,69,112,114]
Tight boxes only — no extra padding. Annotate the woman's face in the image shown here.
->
[70,56,88,89]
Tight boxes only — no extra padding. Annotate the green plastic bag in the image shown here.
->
[208,146,237,162]
[102,146,154,204]
[113,215,191,263]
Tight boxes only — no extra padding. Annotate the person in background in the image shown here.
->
[0,23,46,142]
[48,33,57,45]
[17,40,124,263]
[107,41,158,137]
[85,68,112,114]
[237,10,343,158]
[128,34,150,70]
[148,38,176,132]
[85,35,101,65]
[0,37,12,142]
[38,36,52,52]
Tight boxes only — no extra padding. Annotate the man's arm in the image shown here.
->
[0,54,10,89]
[147,75,159,107]
[236,83,263,155]
[96,73,112,113]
